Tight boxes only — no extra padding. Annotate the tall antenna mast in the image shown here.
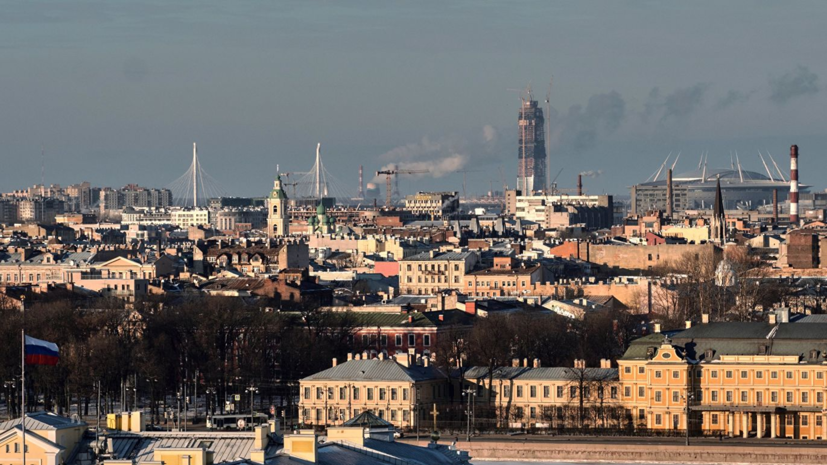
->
[192,142,198,207]
[545,77,552,193]
[41,145,45,221]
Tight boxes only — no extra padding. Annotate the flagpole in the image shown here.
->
[21,329,26,465]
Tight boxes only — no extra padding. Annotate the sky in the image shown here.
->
[3,1,827,199]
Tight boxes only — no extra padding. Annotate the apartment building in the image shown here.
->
[398,250,477,295]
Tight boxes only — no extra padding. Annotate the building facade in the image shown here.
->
[267,175,290,238]
[398,250,478,295]
[404,192,459,220]
[517,98,546,194]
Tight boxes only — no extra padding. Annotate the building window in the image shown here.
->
[624,386,631,397]
[556,386,563,398]
[786,371,793,379]
[403,388,408,401]
[725,370,733,379]
[403,410,409,422]
[638,366,645,374]
[380,335,388,346]
[710,371,718,379]
[395,335,403,346]
[756,392,763,404]
[711,391,718,402]
[818,415,823,427]
[740,371,748,379]
[786,392,793,403]
[339,387,346,400]
[725,391,732,403]
[672,370,679,379]
[802,415,809,426]
[503,386,511,398]
[610,386,618,399]
[655,414,662,425]
[818,372,824,380]
[367,388,374,401]
[353,387,360,400]
[756,371,763,379]
[530,407,536,419]
[786,415,793,426]
[391,388,398,401]
[672,391,680,403]
[771,371,778,379]
[379,388,386,401]
[818,392,824,404]
[624,366,631,374]
[516,386,523,398]
[712,413,719,425]
[316,388,323,400]
[802,392,809,403]
[570,386,577,398]
[530,386,537,398]
[423,335,431,346]
[408,334,415,346]
[802,371,809,379]
[655,391,662,403]
[362,335,369,346]
[638,386,645,397]
[654,371,662,379]
[304,387,310,399]
[543,386,549,398]
[771,391,777,403]
[740,391,747,402]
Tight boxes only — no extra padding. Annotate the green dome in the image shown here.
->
[316,202,326,215]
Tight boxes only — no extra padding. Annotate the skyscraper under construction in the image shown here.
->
[517,97,547,194]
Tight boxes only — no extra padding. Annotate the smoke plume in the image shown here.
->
[579,170,603,178]
[716,89,754,110]
[769,65,819,104]
[548,91,626,153]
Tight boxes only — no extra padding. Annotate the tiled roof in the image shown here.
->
[302,358,446,382]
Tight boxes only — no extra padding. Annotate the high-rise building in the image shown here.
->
[267,175,290,237]
[517,98,547,194]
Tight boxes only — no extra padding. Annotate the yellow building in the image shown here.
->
[463,358,622,430]
[618,318,827,439]
[299,351,450,428]
[0,412,87,465]
[398,250,477,295]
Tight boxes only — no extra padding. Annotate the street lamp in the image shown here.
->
[462,387,477,442]
[246,386,259,430]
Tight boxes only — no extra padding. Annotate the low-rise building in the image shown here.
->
[398,250,477,295]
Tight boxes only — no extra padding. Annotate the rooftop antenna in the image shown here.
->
[670,151,681,171]
[758,150,774,181]
[735,150,744,183]
[767,150,787,182]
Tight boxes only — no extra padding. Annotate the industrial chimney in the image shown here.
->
[772,188,778,224]
[577,174,583,196]
[666,169,673,217]
[790,145,799,224]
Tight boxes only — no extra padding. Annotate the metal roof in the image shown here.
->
[403,251,475,262]
[98,432,277,465]
[0,412,86,431]
[302,359,446,383]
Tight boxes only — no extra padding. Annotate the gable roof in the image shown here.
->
[0,426,64,452]
[0,411,86,431]
[342,410,392,428]
[302,358,446,383]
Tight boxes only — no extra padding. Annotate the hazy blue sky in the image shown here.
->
[3,1,827,198]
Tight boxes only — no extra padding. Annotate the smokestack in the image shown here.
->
[358,165,364,198]
[773,188,779,224]
[577,174,583,196]
[666,169,673,218]
[790,145,799,224]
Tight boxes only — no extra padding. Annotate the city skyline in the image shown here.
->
[2,1,827,197]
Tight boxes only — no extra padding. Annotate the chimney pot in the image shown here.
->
[332,358,337,367]
[512,358,520,368]
[769,313,777,325]
[654,323,661,333]
[685,320,692,329]
[347,353,353,361]
[523,358,528,368]
[702,314,709,324]
[533,358,540,368]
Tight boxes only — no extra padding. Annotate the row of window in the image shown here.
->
[501,384,619,400]
[361,334,430,347]
[304,407,411,422]
[466,280,528,288]
[645,388,825,405]
[405,263,461,272]
[405,275,460,284]
[304,386,410,402]
[625,365,826,381]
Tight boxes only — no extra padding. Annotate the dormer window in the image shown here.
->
[704,349,714,360]
[758,345,768,355]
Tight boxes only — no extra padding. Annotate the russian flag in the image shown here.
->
[25,336,59,366]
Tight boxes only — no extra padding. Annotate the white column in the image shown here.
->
[742,413,749,438]
[771,414,777,439]
[757,414,764,439]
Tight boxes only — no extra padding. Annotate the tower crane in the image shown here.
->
[376,168,429,207]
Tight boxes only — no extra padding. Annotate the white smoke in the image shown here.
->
[375,135,470,181]
[579,170,603,178]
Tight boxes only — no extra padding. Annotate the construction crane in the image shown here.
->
[452,169,482,200]
[375,168,429,207]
